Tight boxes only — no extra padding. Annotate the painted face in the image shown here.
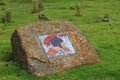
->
[60,42,65,48]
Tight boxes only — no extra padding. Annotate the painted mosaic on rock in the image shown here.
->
[39,33,76,57]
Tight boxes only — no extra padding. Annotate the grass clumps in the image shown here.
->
[0,0,6,5]
[0,8,12,24]
[31,0,44,14]
[74,4,81,16]
[70,4,81,16]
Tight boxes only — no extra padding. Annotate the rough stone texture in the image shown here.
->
[11,21,99,76]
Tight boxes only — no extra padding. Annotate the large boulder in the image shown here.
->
[11,21,99,76]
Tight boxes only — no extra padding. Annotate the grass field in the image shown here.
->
[0,0,120,80]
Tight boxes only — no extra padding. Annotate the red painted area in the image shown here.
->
[44,34,57,46]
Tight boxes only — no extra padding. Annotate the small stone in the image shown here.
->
[102,14,111,22]
[38,14,49,21]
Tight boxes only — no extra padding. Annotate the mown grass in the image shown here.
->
[0,0,120,80]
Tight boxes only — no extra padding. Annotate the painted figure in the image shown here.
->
[44,34,72,57]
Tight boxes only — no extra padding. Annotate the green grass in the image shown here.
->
[0,0,120,80]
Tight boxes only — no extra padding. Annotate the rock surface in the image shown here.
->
[11,21,99,76]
